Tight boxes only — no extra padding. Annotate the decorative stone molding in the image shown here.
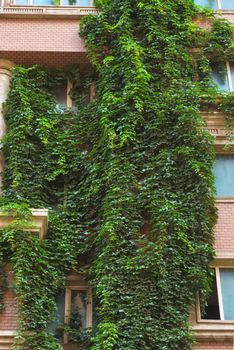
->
[191,293,234,343]
[201,111,234,152]
[0,5,99,18]
[193,323,234,343]
[0,208,49,239]
[0,59,15,77]
[0,331,16,350]
[191,250,234,342]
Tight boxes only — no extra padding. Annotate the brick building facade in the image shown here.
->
[0,1,234,349]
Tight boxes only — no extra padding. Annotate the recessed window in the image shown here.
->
[211,62,234,92]
[49,274,92,344]
[201,268,234,320]
[214,155,234,197]
[54,81,68,108]
[194,0,233,9]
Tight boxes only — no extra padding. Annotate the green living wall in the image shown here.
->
[0,0,233,349]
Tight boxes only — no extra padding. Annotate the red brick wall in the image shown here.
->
[0,18,85,53]
[0,267,18,331]
[195,343,233,350]
[220,13,234,24]
[214,200,234,254]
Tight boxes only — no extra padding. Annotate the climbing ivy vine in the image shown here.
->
[0,1,233,350]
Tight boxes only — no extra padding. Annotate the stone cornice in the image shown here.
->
[0,208,49,239]
[201,111,234,152]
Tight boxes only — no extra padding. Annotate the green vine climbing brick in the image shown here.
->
[0,1,233,350]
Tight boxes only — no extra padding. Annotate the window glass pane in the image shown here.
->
[48,289,65,340]
[71,290,87,329]
[54,82,67,107]
[33,0,53,4]
[221,0,234,9]
[194,0,217,9]
[63,0,76,4]
[214,155,234,196]
[15,0,28,4]
[201,273,220,320]
[220,268,234,320]
[211,63,229,92]
[63,0,91,5]
[229,62,234,91]
[79,0,91,5]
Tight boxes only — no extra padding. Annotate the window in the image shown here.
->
[50,274,92,344]
[14,0,93,5]
[194,0,233,9]
[54,80,72,108]
[201,268,234,320]
[211,62,234,92]
[54,81,68,108]
[214,155,234,197]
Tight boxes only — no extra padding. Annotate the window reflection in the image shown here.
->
[214,155,234,197]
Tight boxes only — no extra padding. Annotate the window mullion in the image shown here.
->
[216,267,225,320]
[226,62,233,92]
[217,0,222,9]
[64,288,71,344]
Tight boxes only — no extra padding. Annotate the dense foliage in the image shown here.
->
[0,1,233,349]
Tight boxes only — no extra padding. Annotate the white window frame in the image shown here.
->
[226,62,233,92]
[63,274,93,344]
[216,0,222,9]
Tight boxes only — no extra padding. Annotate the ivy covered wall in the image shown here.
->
[0,1,233,350]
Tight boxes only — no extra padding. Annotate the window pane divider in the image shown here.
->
[226,62,233,92]
[217,0,222,9]
[216,267,225,320]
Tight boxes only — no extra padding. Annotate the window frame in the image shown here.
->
[197,265,234,323]
[214,153,234,199]
[63,274,93,344]
[212,62,233,92]
[225,62,233,92]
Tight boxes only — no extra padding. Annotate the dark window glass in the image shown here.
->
[71,290,87,330]
[49,289,65,340]
[211,63,229,92]
[214,155,234,197]
[54,82,67,107]
[202,274,220,320]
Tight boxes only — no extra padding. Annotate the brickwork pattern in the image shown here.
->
[195,343,233,350]
[221,13,234,24]
[0,268,18,331]
[0,18,85,53]
[215,201,234,254]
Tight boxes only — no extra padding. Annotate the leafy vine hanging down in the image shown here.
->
[0,1,233,350]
